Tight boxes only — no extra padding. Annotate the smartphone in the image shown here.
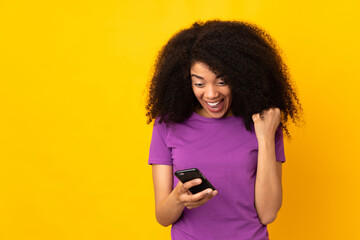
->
[174,168,216,194]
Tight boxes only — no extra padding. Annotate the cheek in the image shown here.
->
[224,88,232,100]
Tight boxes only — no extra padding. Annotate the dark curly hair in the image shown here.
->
[145,20,302,137]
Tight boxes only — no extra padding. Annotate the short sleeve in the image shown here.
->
[148,119,172,165]
[275,125,286,163]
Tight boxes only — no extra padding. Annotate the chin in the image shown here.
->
[201,105,230,119]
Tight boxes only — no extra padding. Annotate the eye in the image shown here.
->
[217,81,227,86]
[194,83,204,88]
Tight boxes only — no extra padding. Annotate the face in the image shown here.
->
[190,61,233,118]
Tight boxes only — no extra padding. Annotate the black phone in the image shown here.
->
[174,168,216,194]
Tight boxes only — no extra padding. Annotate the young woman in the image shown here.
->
[146,20,301,240]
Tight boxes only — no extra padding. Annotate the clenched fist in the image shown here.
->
[252,108,281,142]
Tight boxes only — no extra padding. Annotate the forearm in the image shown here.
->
[254,140,282,225]
[155,189,185,227]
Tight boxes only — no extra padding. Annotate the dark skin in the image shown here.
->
[146,20,302,137]
[152,62,282,226]
[147,20,302,227]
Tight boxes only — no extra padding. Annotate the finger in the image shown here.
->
[259,111,265,120]
[184,191,216,209]
[252,113,260,122]
[267,107,280,116]
[181,188,211,203]
[190,188,214,202]
[185,202,203,209]
[182,178,202,192]
[275,108,280,116]
[176,181,192,196]
[184,204,196,209]
[175,181,186,194]
[196,194,214,205]
[176,179,201,194]
[212,190,218,197]
[184,199,207,209]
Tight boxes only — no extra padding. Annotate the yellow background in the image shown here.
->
[1,0,359,239]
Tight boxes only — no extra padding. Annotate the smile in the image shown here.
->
[206,99,223,107]
[204,99,225,113]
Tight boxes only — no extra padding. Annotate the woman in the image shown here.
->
[146,20,301,240]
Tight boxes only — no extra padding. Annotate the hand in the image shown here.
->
[174,179,218,209]
[252,108,281,142]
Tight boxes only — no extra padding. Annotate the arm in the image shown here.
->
[152,164,184,226]
[152,164,218,227]
[255,142,282,225]
[252,108,283,225]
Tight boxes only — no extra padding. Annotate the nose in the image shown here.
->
[204,85,220,99]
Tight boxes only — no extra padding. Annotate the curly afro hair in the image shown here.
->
[145,20,302,137]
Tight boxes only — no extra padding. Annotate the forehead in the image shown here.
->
[190,62,217,75]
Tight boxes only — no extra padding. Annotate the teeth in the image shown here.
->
[207,101,221,106]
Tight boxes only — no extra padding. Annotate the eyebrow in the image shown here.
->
[191,74,204,79]
[191,74,225,80]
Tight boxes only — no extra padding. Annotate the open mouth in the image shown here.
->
[205,99,224,112]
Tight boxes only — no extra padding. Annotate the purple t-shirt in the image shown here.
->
[148,112,285,240]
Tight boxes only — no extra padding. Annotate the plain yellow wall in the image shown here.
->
[0,0,359,239]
